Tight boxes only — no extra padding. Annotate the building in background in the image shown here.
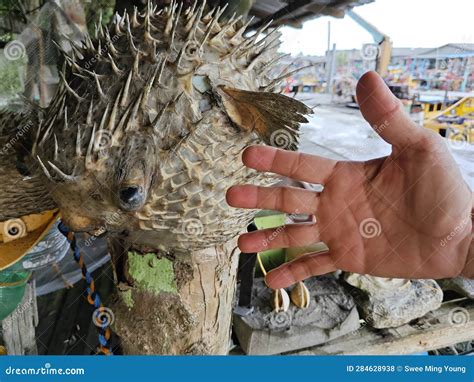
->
[388,43,474,92]
[280,43,474,94]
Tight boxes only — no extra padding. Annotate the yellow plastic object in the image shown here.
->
[0,209,60,271]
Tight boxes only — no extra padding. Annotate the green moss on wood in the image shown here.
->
[127,252,178,295]
[121,289,134,309]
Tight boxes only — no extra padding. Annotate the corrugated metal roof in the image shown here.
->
[248,0,374,30]
[392,44,474,59]
[392,48,431,58]
[417,43,474,58]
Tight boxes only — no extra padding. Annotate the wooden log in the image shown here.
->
[2,282,39,355]
[109,238,240,354]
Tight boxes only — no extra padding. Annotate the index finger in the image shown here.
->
[243,146,337,185]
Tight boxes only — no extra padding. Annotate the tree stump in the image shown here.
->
[109,238,240,354]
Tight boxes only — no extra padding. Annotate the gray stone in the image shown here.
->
[233,275,360,355]
[438,277,474,299]
[344,274,443,329]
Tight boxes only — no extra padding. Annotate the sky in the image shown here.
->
[279,0,474,56]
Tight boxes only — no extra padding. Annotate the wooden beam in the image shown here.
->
[290,299,474,355]
[249,0,312,31]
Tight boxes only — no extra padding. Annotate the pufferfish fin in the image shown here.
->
[216,86,313,150]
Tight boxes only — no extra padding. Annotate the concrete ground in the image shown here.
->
[297,93,474,191]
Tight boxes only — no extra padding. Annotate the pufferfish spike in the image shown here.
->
[185,0,206,37]
[169,1,183,50]
[92,71,106,99]
[131,6,140,28]
[210,14,242,43]
[37,155,78,183]
[262,64,315,92]
[85,122,97,168]
[53,133,59,161]
[108,53,123,76]
[121,69,133,108]
[115,15,124,36]
[231,15,255,43]
[47,161,79,182]
[95,11,105,39]
[105,29,119,56]
[201,5,216,23]
[186,0,198,19]
[59,71,84,102]
[36,155,53,181]
[75,125,82,158]
[164,1,176,36]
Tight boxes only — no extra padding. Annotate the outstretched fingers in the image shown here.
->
[226,184,320,215]
[265,251,336,289]
[242,146,337,185]
[238,223,320,253]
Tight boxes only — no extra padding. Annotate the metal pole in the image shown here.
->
[327,43,336,96]
[327,20,331,53]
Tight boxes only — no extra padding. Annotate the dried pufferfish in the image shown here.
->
[30,2,313,252]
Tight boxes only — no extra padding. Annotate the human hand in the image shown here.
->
[227,71,473,289]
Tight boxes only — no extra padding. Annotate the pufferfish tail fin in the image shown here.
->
[216,86,313,151]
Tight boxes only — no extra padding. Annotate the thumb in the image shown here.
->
[356,71,423,148]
